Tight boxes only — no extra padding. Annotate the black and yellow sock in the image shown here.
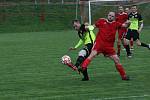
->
[125,45,131,55]
[75,56,85,68]
[141,42,149,48]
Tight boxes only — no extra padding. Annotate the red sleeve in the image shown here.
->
[95,19,101,28]
[115,13,119,21]
[116,22,122,28]
[95,18,105,28]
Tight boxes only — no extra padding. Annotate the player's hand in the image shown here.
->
[69,47,76,51]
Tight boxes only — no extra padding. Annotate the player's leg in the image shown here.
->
[75,44,93,68]
[121,38,127,49]
[136,39,150,49]
[67,45,91,71]
[117,38,121,56]
[82,41,100,70]
[81,50,98,70]
[130,37,134,50]
[66,48,90,80]
[81,68,89,81]
[133,30,150,49]
[109,54,129,80]
[76,49,97,81]
[124,39,132,57]
[75,49,89,81]
[66,63,78,71]
[117,29,127,56]
[122,38,127,51]
[129,31,134,50]
[117,30,122,56]
[74,49,86,68]
[76,44,93,81]
[124,29,132,57]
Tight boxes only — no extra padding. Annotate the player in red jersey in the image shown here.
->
[81,12,130,80]
[116,6,128,56]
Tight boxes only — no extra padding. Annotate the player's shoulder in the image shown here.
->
[100,18,106,20]
[118,12,127,15]
[88,25,95,31]
[129,12,142,16]
[123,12,128,14]
[128,12,132,16]
[137,12,142,16]
[98,18,107,23]
[128,12,134,18]
[113,20,119,25]
[96,18,106,24]
[122,12,128,16]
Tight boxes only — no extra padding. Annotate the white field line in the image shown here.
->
[42,93,150,99]
[92,94,150,100]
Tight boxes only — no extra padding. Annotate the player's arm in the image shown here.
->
[85,25,95,31]
[138,21,143,33]
[121,20,131,28]
[137,13,143,33]
[92,24,96,28]
[84,22,95,31]
[69,39,83,50]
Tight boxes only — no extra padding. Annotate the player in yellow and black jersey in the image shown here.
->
[125,5,150,58]
[66,19,96,81]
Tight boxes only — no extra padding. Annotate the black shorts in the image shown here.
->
[126,29,139,41]
[83,43,93,58]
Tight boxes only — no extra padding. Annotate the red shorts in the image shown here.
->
[118,28,127,39]
[92,41,116,56]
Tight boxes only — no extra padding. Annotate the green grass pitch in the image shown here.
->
[0,29,150,100]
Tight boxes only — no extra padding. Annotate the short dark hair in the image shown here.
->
[72,19,80,24]
[131,5,137,7]
[118,5,123,8]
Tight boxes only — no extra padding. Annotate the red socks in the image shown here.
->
[130,40,133,48]
[81,58,91,70]
[115,64,126,79]
[82,59,128,80]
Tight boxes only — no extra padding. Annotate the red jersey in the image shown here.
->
[116,12,128,39]
[95,18,122,47]
[116,12,128,24]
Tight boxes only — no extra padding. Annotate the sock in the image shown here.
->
[81,58,91,70]
[82,68,89,79]
[75,56,85,68]
[125,45,131,55]
[66,63,77,70]
[117,45,121,55]
[141,42,149,48]
[130,40,133,48]
[115,64,126,79]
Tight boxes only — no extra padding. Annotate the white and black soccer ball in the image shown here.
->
[61,55,71,64]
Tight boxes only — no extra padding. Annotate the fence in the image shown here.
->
[0,1,150,33]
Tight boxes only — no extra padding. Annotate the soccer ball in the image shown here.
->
[61,55,71,64]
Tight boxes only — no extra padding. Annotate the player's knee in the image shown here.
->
[136,40,141,46]
[78,50,87,57]
[137,42,141,46]
[88,50,97,59]
[124,39,129,45]
[91,50,97,56]
[113,55,120,64]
